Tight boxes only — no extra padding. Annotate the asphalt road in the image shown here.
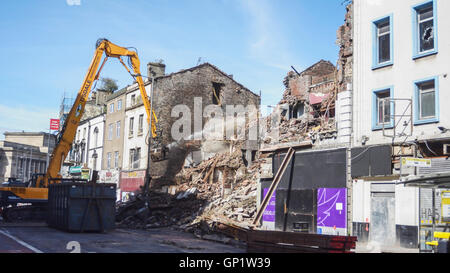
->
[0,223,245,253]
[0,228,35,253]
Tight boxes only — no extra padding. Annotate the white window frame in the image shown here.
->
[372,15,393,70]
[412,0,438,59]
[108,124,113,140]
[116,121,121,138]
[114,151,119,168]
[129,117,134,137]
[138,114,144,135]
[107,152,111,169]
[413,76,439,125]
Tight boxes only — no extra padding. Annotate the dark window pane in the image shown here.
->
[419,6,433,21]
[378,22,390,34]
[420,82,434,92]
[419,20,434,52]
[379,34,390,63]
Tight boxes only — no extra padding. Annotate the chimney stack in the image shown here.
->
[147,62,166,79]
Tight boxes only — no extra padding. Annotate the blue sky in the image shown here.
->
[0,0,347,139]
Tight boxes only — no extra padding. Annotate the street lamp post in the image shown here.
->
[46,130,51,170]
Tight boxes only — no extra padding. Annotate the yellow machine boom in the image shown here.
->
[38,38,157,188]
[1,39,157,217]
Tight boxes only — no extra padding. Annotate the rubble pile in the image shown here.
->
[116,145,265,236]
[116,191,205,229]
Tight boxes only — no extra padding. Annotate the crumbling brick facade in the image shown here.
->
[263,2,354,148]
[148,63,260,188]
[283,60,336,103]
[336,2,353,93]
[263,60,338,146]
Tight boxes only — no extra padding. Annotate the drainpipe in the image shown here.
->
[86,122,91,168]
[101,116,106,170]
[28,148,33,182]
[46,130,50,170]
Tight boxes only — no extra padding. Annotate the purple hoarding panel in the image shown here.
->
[262,188,276,222]
[317,188,347,229]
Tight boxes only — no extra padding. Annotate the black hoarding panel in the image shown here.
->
[275,189,317,232]
[272,149,347,190]
[351,145,392,178]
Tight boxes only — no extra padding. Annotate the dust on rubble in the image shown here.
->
[116,144,267,243]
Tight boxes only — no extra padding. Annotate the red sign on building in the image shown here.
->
[50,119,60,130]
[120,170,146,193]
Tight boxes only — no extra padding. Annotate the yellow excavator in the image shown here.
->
[0,39,157,221]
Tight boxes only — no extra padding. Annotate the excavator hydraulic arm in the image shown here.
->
[37,39,157,188]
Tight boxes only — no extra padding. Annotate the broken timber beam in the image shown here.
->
[252,147,295,226]
[203,156,220,183]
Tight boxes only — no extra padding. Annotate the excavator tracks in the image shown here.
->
[1,205,47,222]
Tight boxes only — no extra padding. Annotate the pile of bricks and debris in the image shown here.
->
[263,60,338,146]
[116,144,267,241]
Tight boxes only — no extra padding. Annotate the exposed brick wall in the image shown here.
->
[282,60,336,102]
[148,63,260,187]
[336,2,353,93]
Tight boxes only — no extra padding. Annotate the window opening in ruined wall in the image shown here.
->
[291,102,305,119]
[212,82,223,106]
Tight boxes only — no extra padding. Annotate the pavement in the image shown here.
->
[355,241,420,253]
[0,222,245,253]
[0,221,425,254]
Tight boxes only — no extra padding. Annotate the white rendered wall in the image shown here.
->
[353,0,450,147]
[352,179,371,223]
[395,183,419,226]
[123,87,149,171]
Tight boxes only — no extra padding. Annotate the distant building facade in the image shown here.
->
[119,82,151,200]
[0,132,56,182]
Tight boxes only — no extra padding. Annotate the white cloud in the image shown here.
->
[66,0,81,6]
[239,0,293,71]
[0,104,58,133]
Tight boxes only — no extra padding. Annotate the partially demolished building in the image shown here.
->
[113,1,450,252]
[265,60,339,147]
[147,62,260,190]
[256,3,355,234]
[257,0,450,253]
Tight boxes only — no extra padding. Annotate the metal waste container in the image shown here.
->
[47,182,116,232]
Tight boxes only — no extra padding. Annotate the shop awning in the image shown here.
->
[397,172,450,188]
